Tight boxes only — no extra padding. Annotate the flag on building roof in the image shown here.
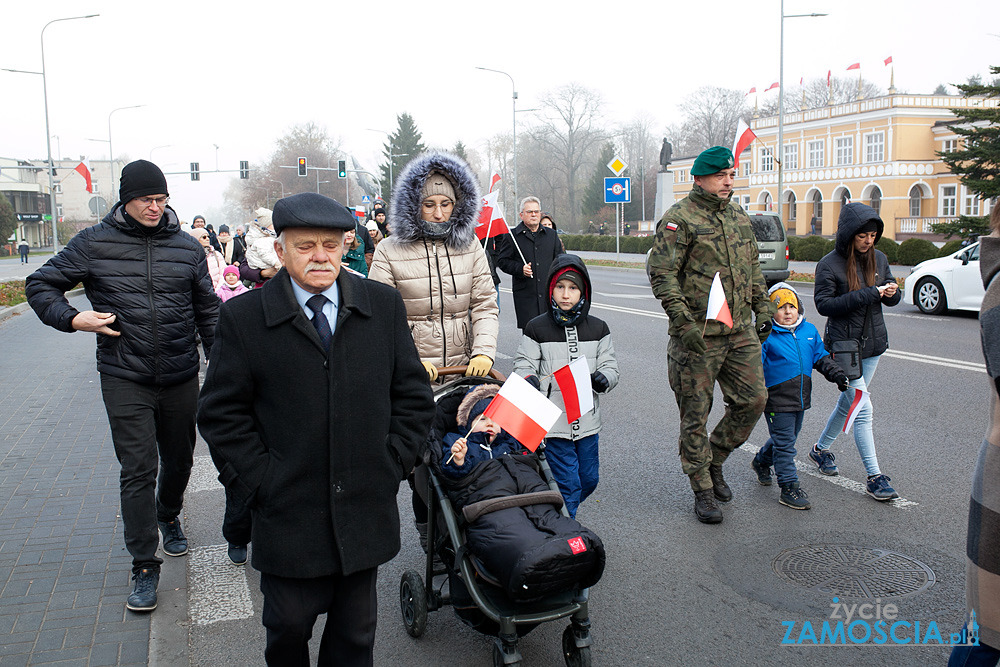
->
[732,118,757,169]
[827,70,832,86]
[552,357,594,425]
[766,81,779,91]
[74,161,92,193]
[747,86,757,95]
[884,55,893,66]
[847,62,861,71]
[706,272,733,329]
[483,373,562,452]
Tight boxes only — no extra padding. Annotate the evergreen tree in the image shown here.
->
[453,141,468,162]
[379,113,426,202]
[581,142,616,218]
[936,65,1000,240]
[0,193,15,245]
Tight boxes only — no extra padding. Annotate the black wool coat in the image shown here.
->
[496,223,564,328]
[197,269,434,578]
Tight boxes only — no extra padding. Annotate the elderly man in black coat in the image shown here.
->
[496,195,565,328]
[197,192,434,667]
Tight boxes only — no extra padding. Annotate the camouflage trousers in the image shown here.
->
[667,327,767,492]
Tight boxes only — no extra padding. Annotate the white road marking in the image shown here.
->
[594,292,657,300]
[882,349,985,372]
[737,443,918,508]
[589,302,668,319]
[188,545,255,625]
[188,455,223,493]
[611,282,651,289]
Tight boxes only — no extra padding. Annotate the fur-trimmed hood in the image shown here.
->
[389,152,481,249]
[457,384,499,429]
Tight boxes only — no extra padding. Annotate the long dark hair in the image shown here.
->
[846,240,877,292]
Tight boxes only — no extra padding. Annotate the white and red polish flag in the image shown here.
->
[732,118,757,169]
[884,55,893,66]
[766,81,780,91]
[827,70,832,87]
[843,388,871,433]
[746,86,757,96]
[74,160,93,193]
[552,357,594,424]
[847,62,861,71]
[706,272,733,328]
[483,373,562,452]
[476,172,510,241]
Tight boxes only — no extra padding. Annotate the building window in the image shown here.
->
[870,187,882,215]
[783,144,799,170]
[54,183,63,194]
[742,195,751,209]
[812,191,823,224]
[808,140,825,168]
[942,139,958,153]
[761,152,774,172]
[840,189,852,206]
[56,205,63,217]
[941,185,957,216]
[743,162,752,176]
[835,137,854,166]
[964,188,980,216]
[676,170,684,182]
[92,182,100,194]
[787,192,797,220]
[864,132,885,163]
[909,186,922,217]
[763,192,773,211]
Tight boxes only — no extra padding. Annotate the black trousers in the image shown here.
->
[222,487,252,546]
[260,568,378,667]
[100,374,198,573]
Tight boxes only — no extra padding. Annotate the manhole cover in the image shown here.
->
[772,544,935,598]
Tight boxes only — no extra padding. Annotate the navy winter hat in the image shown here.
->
[272,193,357,234]
[119,160,168,204]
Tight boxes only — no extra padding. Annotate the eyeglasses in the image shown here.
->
[422,200,455,213]
[136,196,169,208]
[522,209,541,215]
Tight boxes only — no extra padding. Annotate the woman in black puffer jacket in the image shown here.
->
[810,203,901,501]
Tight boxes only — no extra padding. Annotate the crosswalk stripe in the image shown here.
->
[188,545,255,625]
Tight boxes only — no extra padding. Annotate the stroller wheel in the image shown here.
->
[492,640,522,667]
[562,625,592,667]
[400,570,428,638]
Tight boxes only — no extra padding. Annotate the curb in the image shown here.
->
[149,550,189,667]
[0,288,85,324]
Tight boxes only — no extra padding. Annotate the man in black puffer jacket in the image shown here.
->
[25,160,219,613]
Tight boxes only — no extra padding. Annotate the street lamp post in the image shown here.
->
[269,179,285,200]
[108,104,145,202]
[149,144,172,161]
[476,67,518,201]
[779,3,826,233]
[39,14,100,252]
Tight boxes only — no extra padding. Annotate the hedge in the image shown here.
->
[937,240,964,257]
[789,236,834,261]
[897,238,939,266]
[875,237,899,264]
[561,234,655,254]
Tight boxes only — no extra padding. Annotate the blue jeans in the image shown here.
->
[756,411,804,486]
[949,641,1000,667]
[816,354,882,477]
[544,434,599,519]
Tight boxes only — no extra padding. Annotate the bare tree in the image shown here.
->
[529,83,606,228]
[673,87,749,157]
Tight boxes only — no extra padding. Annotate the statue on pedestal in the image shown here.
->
[658,139,673,172]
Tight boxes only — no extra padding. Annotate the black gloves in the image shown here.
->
[680,328,707,355]
[525,375,541,390]
[757,320,772,343]
[591,371,610,393]
[836,375,850,392]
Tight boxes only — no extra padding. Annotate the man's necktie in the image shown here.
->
[306,294,332,352]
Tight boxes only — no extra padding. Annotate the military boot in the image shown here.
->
[709,465,733,502]
[694,490,723,524]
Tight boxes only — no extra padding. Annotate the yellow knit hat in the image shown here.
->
[770,287,799,311]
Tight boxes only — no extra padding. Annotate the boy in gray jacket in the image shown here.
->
[514,254,619,518]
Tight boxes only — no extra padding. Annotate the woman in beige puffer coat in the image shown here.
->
[369,152,498,379]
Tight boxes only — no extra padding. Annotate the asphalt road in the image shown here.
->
[185,265,984,666]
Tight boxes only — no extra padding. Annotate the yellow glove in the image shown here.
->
[465,355,493,377]
[421,361,438,382]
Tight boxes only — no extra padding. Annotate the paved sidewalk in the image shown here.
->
[0,296,160,666]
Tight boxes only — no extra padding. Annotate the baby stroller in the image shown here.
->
[399,367,601,667]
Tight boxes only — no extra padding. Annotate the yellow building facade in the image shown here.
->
[665,93,998,241]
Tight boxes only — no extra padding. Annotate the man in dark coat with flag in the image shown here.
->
[197,192,434,666]
[497,195,564,328]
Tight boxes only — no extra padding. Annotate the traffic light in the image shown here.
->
[297,157,307,177]
[190,162,200,181]
[337,160,347,179]
[239,160,249,179]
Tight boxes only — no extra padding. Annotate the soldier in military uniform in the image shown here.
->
[647,146,774,524]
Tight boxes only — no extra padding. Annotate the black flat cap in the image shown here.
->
[272,193,356,234]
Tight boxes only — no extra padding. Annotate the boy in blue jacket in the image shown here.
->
[751,282,849,509]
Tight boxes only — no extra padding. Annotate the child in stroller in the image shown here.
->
[400,373,604,667]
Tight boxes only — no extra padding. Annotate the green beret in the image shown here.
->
[691,146,736,176]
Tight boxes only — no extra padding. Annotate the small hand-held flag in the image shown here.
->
[483,373,562,452]
[552,357,594,424]
[74,161,93,193]
[476,172,511,241]
[843,388,871,433]
[705,272,733,330]
[732,118,757,169]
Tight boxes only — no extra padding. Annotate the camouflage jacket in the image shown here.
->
[648,185,772,337]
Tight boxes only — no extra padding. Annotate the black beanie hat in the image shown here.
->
[857,219,879,236]
[549,267,586,299]
[119,160,168,205]
[218,224,230,234]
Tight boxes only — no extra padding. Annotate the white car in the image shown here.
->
[904,241,984,315]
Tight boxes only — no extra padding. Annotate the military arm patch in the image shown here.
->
[665,222,677,231]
